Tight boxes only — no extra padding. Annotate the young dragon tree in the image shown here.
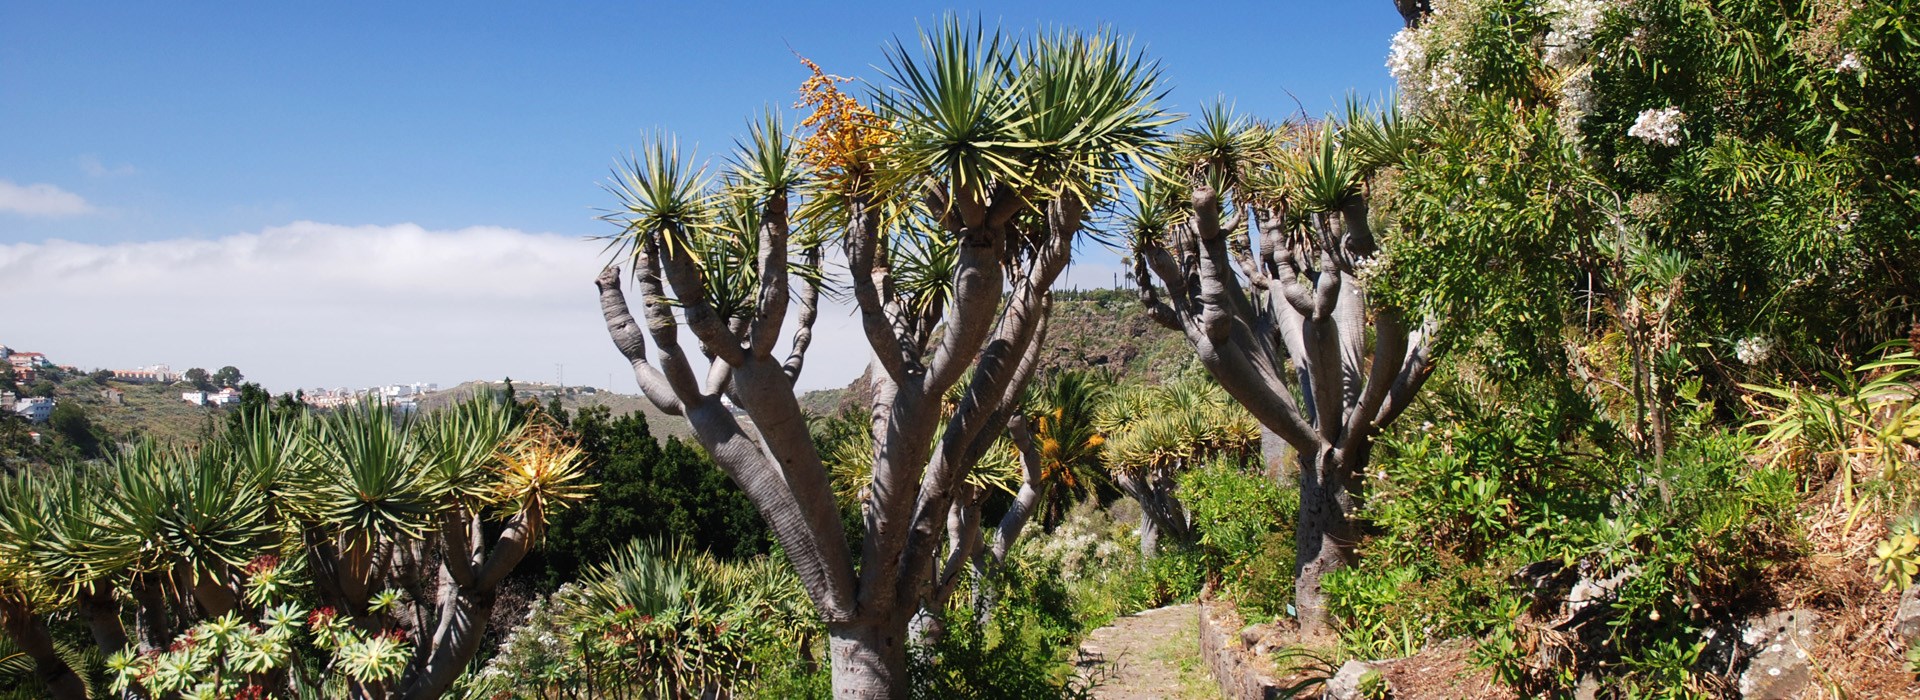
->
[595,20,1169,699]
[1123,103,1435,636]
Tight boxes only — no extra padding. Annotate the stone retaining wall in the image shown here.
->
[1198,598,1284,700]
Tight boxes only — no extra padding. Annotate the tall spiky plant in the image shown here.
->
[1125,99,1436,634]
[1095,376,1260,554]
[595,18,1171,698]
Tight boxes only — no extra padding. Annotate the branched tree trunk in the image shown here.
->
[0,599,85,700]
[598,174,1075,700]
[597,28,1168,695]
[1131,179,1435,636]
[1115,467,1190,556]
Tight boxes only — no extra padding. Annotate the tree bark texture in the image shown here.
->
[1132,183,1435,636]
[599,185,1080,698]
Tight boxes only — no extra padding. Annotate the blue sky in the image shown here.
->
[0,1,1404,392]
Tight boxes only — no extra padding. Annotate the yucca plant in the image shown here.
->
[92,441,276,622]
[464,538,819,699]
[0,471,89,699]
[1123,94,1436,634]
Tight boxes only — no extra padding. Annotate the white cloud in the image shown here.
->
[0,223,872,395]
[0,180,92,217]
[77,155,137,178]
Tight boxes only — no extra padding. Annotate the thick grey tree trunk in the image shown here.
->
[1293,449,1358,633]
[829,617,911,700]
[598,185,1075,699]
[1131,182,1435,637]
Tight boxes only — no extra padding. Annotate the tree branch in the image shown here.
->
[749,192,793,357]
[596,265,689,415]
[783,244,824,384]
[654,231,750,368]
[844,197,912,382]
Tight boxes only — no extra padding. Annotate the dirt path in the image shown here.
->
[1076,603,1216,699]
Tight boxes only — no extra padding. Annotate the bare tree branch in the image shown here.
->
[784,244,824,383]
[596,265,689,415]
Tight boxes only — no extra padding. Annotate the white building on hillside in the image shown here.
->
[13,397,54,423]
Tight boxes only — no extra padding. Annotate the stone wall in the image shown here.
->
[1198,598,1285,700]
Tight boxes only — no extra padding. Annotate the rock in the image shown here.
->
[1894,585,1920,643]
[1572,674,1601,700]
[1733,609,1820,700]
[1240,622,1277,647]
[1565,565,1640,619]
[1239,622,1285,655]
[1324,660,1390,700]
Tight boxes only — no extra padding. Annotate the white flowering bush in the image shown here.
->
[1734,335,1775,366]
[1020,498,1132,585]
[1626,106,1686,146]
[1379,0,1920,385]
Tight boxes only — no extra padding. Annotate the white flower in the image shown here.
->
[1387,27,1432,112]
[1387,28,1428,85]
[1836,52,1864,74]
[1352,255,1381,285]
[1559,68,1598,130]
[1543,0,1608,70]
[1628,107,1686,146]
[1734,335,1774,365]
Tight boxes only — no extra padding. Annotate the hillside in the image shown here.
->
[419,380,694,441]
[797,288,1191,415]
[61,380,222,446]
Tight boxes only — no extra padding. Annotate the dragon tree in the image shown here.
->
[595,20,1170,698]
[1124,103,1435,636]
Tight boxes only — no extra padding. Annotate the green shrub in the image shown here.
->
[909,608,1093,700]
[463,538,817,698]
[1179,461,1297,620]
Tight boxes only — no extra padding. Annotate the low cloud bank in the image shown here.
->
[0,222,869,394]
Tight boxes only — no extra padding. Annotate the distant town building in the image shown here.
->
[7,352,50,370]
[182,388,241,407]
[300,382,440,411]
[209,387,242,407]
[101,387,125,405]
[111,364,181,384]
[12,397,54,423]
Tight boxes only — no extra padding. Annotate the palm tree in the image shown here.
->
[1022,371,1112,530]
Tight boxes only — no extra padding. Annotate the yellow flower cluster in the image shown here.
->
[794,56,891,182]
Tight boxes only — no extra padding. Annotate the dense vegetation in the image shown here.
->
[2,2,1917,698]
